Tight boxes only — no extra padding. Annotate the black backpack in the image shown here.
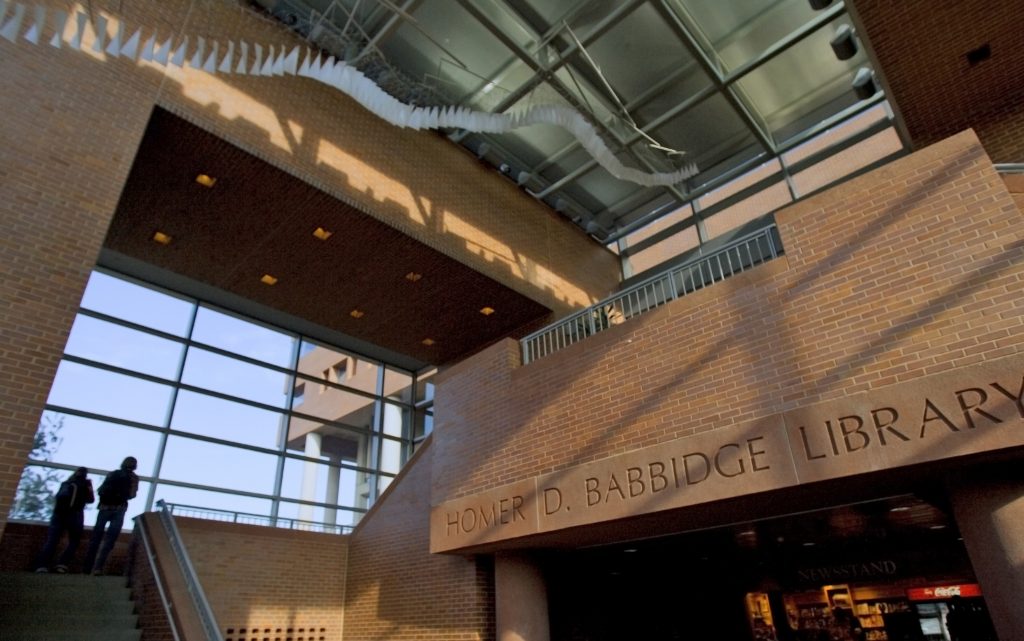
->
[97,469,131,505]
[54,480,79,511]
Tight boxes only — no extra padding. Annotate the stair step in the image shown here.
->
[2,611,139,625]
[0,572,141,641]
[0,630,141,641]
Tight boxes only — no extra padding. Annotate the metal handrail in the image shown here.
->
[156,500,224,641]
[521,225,781,364]
[995,163,1024,174]
[135,517,182,641]
[162,502,353,535]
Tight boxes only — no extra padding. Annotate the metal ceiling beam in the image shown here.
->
[480,0,647,117]
[451,0,688,219]
[352,0,422,63]
[523,2,847,197]
[597,0,853,238]
[652,0,774,154]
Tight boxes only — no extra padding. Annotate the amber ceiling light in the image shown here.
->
[195,174,217,188]
[313,227,333,240]
[421,338,435,346]
[480,307,495,316]
[349,309,364,318]
[260,274,278,285]
[152,231,173,245]
[405,272,423,282]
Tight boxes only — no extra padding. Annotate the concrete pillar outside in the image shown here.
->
[324,457,341,526]
[298,432,323,524]
[495,552,550,641]
[948,467,1024,641]
[379,403,404,494]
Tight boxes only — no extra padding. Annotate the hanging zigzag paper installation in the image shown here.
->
[0,2,698,188]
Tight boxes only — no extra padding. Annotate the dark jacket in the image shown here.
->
[97,468,139,508]
[55,475,95,513]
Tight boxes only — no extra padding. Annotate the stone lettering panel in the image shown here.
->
[785,353,1024,483]
[535,416,795,531]
[431,353,1024,552]
[430,478,538,553]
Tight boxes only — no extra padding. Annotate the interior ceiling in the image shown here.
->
[103,108,551,367]
[252,0,886,241]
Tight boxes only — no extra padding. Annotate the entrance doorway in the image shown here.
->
[542,495,998,641]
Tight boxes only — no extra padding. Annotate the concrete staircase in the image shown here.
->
[0,572,141,641]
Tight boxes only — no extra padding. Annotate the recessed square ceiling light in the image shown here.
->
[195,174,217,188]
[260,274,278,285]
[405,272,423,282]
[480,307,495,316]
[152,231,173,245]
[421,338,435,346]
[313,227,333,240]
[349,309,364,318]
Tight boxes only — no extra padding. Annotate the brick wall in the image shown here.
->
[175,518,348,641]
[854,0,1024,161]
[1004,174,1024,213]
[127,530,175,641]
[0,521,133,574]
[433,129,1024,502]
[0,0,167,539]
[0,0,617,537]
[345,441,495,641]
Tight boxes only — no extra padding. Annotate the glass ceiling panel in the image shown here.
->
[470,0,547,51]
[582,3,695,104]
[732,15,865,137]
[552,67,618,128]
[564,161,647,212]
[673,0,820,73]
[462,60,537,111]
[377,0,519,99]
[538,147,593,186]
[648,93,755,173]
[518,0,619,34]
[492,128,568,170]
[632,64,714,127]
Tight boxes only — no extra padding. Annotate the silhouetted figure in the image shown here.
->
[82,456,139,575]
[33,466,94,573]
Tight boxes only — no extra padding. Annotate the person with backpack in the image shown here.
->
[82,456,139,576]
[33,466,94,573]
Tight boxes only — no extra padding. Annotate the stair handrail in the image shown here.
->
[156,499,225,641]
[135,516,182,641]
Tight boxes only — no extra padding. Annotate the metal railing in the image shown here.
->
[521,225,781,364]
[995,163,1024,174]
[156,500,225,641]
[135,516,182,641]
[163,502,353,535]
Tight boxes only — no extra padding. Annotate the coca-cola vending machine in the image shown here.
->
[902,584,996,641]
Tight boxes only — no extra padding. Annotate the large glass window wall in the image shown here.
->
[9,270,431,533]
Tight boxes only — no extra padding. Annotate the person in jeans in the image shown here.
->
[33,466,94,573]
[82,456,139,575]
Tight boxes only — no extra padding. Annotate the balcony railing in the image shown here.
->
[521,225,782,364]
[162,502,353,534]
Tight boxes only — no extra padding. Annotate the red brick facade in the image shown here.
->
[854,0,1024,161]
[433,130,1024,503]
[175,518,349,641]
[344,442,495,641]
